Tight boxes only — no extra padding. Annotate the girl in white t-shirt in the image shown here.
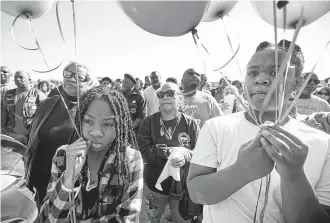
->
[187,40,330,223]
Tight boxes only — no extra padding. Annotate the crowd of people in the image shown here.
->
[0,39,330,223]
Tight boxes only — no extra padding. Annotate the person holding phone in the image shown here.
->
[138,82,200,223]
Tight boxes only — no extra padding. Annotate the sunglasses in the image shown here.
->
[157,90,177,99]
[63,70,89,82]
[306,78,320,85]
[186,72,201,77]
[316,92,330,96]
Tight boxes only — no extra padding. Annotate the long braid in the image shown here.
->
[68,86,138,198]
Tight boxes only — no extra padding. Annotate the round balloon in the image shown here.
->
[203,1,238,22]
[1,1,55,19]
[118,1,210,37]
[252,1,330,29]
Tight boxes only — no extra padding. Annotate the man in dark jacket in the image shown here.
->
[122,73,147,136]
[1,71,46,144]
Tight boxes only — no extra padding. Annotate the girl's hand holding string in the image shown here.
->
[63,137,91,189]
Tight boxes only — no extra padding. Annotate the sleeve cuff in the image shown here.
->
[60,172,82,197]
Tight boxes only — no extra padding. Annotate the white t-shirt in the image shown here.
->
[143,86,160,116]
[296,95,330,115]
[191,112,330,223]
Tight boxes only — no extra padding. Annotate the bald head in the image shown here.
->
[14,70,31,88]
[150,71,161,88]
[181,68,201,92]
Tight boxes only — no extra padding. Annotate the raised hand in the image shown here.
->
[260,125,308,181]
[63,137,91,188]
[236,133,274,182]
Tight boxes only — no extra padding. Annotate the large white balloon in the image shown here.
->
[252,1,330,29]
[203,1,238,22]
[1,1,55,19]
[118,1,210,37]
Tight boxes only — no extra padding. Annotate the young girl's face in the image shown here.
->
[82,99,117,152]
[244,49,298,111]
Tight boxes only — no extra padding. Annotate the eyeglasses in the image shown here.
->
[157,90,177,99]
[316,92,330,96]
[63,70,89,82]
[306,78,320,85]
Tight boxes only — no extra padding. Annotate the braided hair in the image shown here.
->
[69,86,138,193]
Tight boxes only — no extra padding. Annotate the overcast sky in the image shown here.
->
[1,0,330,82]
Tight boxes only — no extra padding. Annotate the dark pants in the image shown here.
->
[30,173,50,210]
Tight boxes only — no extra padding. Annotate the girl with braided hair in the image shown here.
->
[38,86,144,222]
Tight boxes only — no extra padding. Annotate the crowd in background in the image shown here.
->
[1,39,330,223]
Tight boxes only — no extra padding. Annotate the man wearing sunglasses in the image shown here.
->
[180,68,223,128]
[296,72,330,115]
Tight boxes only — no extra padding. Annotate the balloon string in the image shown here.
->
[67,159,76,223]
[220,15,260,126]
[259,174,271,223]
[253,178,263,223]
[25,17,63,74]
[220,15,242,75]
[191,29,208,75]
[258,7,304,124]
[72,0,77,59]
[23,15,81,138]
[11,14,38,51]
[279,38,330,124]
[212,15,241,72]
[273,0,279,122]
[11,14,61,74]
[26,18,49,68]
[71,1,78,223]
[277,58,290,122]
[56,1,66,44]
[71,0,82,135]
[179,30,207,96]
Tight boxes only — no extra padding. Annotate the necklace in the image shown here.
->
[160,116,180,140]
